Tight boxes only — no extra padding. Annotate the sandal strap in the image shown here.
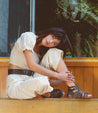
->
[68,85,90,98]
[42,89,64,98]
[83,92,89,98]
[50,89,64,98]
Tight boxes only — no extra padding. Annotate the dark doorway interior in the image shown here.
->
[8,0,30,55]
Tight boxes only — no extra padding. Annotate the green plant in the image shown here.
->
[56,0,98,57]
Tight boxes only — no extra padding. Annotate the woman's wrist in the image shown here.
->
[54,72,61,80]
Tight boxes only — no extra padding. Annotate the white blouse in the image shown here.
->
[9,32,64,71]
[9,32,39,69]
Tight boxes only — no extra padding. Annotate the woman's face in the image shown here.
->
[41,34,61,47]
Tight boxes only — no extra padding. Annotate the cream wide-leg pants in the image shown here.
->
[7,48,63,99]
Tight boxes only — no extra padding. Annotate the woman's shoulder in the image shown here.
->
[15,32,37,49]
[16,32,37,46]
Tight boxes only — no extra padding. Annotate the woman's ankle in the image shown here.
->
[66,82,75,87]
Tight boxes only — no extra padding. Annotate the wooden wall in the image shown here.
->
[0,57,9,98]
[0,57,98,98]
[65,57,98,98]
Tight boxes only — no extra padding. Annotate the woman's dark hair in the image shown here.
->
[36,27,72,57]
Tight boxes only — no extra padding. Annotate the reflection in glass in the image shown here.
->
[0,0,9,54]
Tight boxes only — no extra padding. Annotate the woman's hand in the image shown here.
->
[57,71,75,83]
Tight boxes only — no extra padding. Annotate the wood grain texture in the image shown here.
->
[93,67,98,98]
[0,99,98,113]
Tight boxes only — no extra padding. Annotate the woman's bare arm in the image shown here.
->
[56,58,75,86]
[24,50,74,83]
[24,50,60,78]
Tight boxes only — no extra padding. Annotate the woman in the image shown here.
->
[7,28,92,99]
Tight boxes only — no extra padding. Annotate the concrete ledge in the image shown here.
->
[0,98,98,113]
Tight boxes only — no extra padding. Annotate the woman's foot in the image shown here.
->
[42,89,65,98]
[67,85,93,99]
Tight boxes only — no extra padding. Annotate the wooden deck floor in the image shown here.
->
[0,98,98,113]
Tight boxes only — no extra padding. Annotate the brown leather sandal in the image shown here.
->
[42,89,65,98]
[67,85,93,99]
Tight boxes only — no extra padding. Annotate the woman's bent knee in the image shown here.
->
[40,48,64,70]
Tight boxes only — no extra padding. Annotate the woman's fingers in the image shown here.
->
[65,78,75,82]
[59,71,75,82]
[66,74,75,82]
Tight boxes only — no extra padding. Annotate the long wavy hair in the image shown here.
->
[36,27,72,57]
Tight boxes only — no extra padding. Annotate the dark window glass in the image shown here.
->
[0,0,30,56]
[35,0,98,57]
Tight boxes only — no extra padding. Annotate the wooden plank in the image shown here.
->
[0,57,9,66]
[0,67,8,98]
[0,58,9,98]
[65,57,98,66]
[74,67,84,90]
[83,67,94,95]
[0,99,98,113]
[65,57,98,60]
[93,67,98,98]
[1,57,98,66]
[0,57,9,62]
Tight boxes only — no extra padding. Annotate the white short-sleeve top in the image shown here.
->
[9,32,39,69]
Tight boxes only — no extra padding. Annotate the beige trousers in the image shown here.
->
[7,48,63,99]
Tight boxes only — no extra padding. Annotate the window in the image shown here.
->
[0,0,97,57]
[35,0,98,57]
[0,0,30,56]
[0,0,9,56]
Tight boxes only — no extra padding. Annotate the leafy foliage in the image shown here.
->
[56,0,98,57]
